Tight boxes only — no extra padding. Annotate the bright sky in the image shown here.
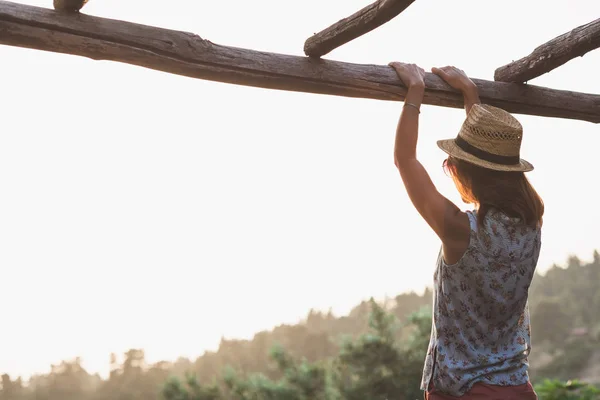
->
[1,0,599,380]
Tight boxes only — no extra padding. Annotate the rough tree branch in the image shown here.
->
[0,1,598,123]
[495,18,600,83]
[303,0,416,58]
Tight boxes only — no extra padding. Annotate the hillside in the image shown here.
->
[1,252,599,400]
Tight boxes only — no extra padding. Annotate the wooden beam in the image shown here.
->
[303,0,416,58]
[0,1,598,123]
[495,18,600,83]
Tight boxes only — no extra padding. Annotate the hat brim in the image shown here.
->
[437,139,534,172]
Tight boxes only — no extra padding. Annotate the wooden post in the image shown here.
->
[0,1,598,123]
[303,0,416,58]
[495,18,600,83]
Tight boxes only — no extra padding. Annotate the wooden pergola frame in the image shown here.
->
[0,0,599,123]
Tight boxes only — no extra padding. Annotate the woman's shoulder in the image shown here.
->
[474,207,541,231]
[471,207,541,255]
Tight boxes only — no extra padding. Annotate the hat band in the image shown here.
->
[455,136,520,166]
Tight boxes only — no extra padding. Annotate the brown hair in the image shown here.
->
[444,156,544,228]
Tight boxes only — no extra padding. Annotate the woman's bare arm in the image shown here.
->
[389,62,468,245]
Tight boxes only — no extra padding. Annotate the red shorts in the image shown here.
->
[425,381,538,400]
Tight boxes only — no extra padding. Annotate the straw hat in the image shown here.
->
[437,104,533,172]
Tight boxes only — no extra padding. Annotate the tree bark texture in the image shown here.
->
[303,0,416,58]
[495,18,600,83]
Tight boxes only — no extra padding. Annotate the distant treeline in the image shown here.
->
[1,252,599,400]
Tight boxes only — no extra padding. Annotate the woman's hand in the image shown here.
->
[432,66,480,114]
[389,62,426,89]
[431,66,476,94]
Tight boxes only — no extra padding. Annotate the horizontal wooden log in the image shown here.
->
[303,0,416,58]
[0,1,598,123]
[495,18,600,83]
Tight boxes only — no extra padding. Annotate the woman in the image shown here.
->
[388,62,543,400]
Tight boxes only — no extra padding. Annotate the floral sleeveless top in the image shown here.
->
[420,208,542,397]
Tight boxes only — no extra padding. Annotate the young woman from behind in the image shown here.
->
[388,62,543,400]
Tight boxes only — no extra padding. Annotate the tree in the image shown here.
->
[1,374,24,400]
[162,374,222,400]
[331,299,429,400]
[534,379,600,400]
[531,299,573,345]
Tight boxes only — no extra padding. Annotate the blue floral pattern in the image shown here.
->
[420,209,542,397]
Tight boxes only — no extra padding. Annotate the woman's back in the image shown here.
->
[421,209,542,396]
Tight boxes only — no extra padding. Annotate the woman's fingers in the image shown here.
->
[431,67,447,78]
[389,62,419,75]
[388,61,407,70]
[389,62,427,88]
[389,62,427,81]
[434,66,457,73]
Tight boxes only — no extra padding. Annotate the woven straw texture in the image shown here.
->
[437,104,533,172]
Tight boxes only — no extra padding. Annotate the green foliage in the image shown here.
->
[164,299,429,400]
[162,374,222,400]
[535,379,600,400]
[330,300,429,400]
[534,337,599,383]
[223,353,329,400]
[526,253,600,382]
[531,299,573,345]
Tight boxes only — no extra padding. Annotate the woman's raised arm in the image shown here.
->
[388,62,468,249]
